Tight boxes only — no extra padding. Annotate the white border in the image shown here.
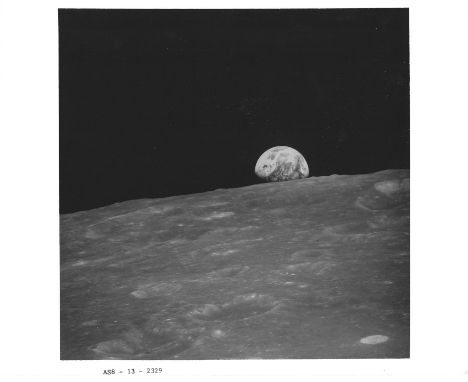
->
[1,0,468,379]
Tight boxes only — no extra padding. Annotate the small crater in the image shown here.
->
[291,248,331,261]
[91,339,135,359]
[354,196,372,211]
[121,328,145,351]
[167,238,190,246]
[359,334,389,345]
[329,222,370,235]
[81,319,99,327]
[374,180,401,196]
[374,178,409,196]
[283,281,309,289]
[71,256,114,268]
[165,207,185,217]
[72,260,89,267]
[239,225,260,231]
[84,229,104,239]
[369,214,410,230]
[131,282,182,299]
[211,329,226,338]
[268,207,287,216]
[285,261,334,275]
[355,193,407,211]
[205,265,250,278]
[231,237,264,245]
[197,211,235,221]
[147,205,177,214]
[148,338,194,358]
[211,249,240,257]
[188,293,279,321]
[145,328,196,357]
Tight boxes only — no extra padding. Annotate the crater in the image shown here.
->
[188,293,279,321]
[144,328,196,358]
[291,248,331,261]
[211,249,240,257]
[197,211,235,221]
[91,327,196,359]
[147,205,177,214]
[359,334,389,345]
[368,214,410,229]
[84,229,104,239]
[131,282,182,299]
[355,194,407,211]
[72,260,89,267]
[285,261,335,275]
[355,179,409,211]
[374,178,409,196]
[328,222,371,235]
[91,339,136,359]
[81,319,99,327]
[205,265,250,278]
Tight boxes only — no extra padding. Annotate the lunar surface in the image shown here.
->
[61,169,409,359]
[255,146,309,181]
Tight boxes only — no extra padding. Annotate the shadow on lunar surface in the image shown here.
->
[90,326,199,360]
[188,294,280,322]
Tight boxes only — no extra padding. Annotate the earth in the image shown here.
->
[254,146,309,181]
[60,169,410,360]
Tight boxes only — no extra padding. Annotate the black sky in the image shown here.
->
[59,9,409,214]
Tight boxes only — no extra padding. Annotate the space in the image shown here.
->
[59,8,409,214]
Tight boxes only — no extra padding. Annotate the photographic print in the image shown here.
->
[59,8,409,360]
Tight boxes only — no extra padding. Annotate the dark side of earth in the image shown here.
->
[60,169,409,360]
